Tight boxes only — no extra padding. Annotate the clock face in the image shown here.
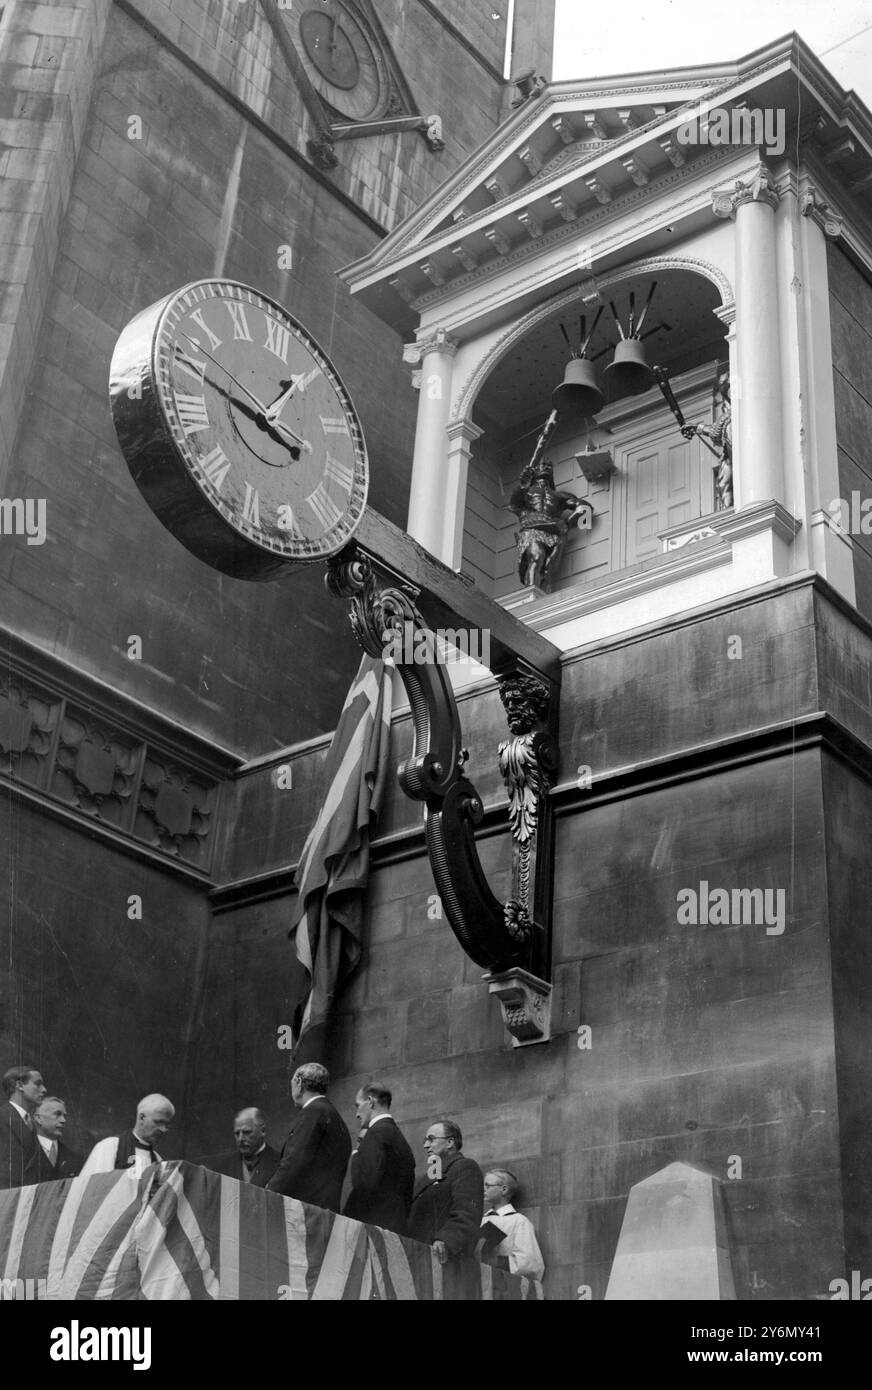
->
[110,280,368,579]
[289,1,388,122]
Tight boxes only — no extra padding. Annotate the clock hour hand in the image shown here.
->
[263,381,314,451]
[264,376,305,425]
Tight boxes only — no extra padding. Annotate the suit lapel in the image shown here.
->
[9,1103,36,1154]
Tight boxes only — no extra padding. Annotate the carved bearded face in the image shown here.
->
[500,678,549,734]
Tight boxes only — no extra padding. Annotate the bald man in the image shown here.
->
[79,1094,175,1178]
[197,1108,280,1187]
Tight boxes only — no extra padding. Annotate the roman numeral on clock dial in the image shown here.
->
[324,455,354,491]
[187,308,222,352]
[242,483,261,528]
[174,393,210,435]
[200,445,231,492]
[174,344,206,386]
[306,482,343,531]
[226,301,253,341]
[320,416,350,436]
[264,318,291,362]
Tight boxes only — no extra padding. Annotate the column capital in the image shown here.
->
[446,417,484,445]
[414,327,459,359]
[712,164,780,219]
[799,187,843,240]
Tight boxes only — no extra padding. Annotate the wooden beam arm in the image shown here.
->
[351,508,562,687]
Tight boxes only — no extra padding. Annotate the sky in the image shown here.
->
[552,0,872,110]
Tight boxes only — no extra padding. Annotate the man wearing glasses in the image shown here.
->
[407,1121,483,1264]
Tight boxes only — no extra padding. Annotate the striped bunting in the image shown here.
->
[0,1162,543,1300]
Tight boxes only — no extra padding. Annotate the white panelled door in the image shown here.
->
[615,420,712,569]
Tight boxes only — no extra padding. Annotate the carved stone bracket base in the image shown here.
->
[485,966,552,1047]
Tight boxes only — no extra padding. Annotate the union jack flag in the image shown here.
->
[0,1163,543,1300]
[290,653,393,1058]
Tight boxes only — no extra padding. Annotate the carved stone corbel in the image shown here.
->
[487,968,552,1046]
[421,114,445,151]
[799,188,843,239]
[307,135,338,170]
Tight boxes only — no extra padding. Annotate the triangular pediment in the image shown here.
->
[342,32,872,329]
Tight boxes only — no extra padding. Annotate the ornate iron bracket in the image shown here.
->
[327,542,558,1030]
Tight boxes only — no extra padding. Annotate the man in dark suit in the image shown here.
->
[0,1065,47,1189]
[197,1107,280,1187]
[342,1081,415,1235]
[407,1120,483,1263]
[34,1096,83,1180]
[266,1063,351,1212]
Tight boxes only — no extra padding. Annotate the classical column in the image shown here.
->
[713,165,784,507]
[443,418,483,570]
[404,329,458,562]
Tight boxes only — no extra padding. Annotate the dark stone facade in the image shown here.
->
[2,3,870,1305]
[0,0,551,1198]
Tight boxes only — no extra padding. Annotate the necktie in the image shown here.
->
[48,1141,58,1166]
[23,1113,33,1130]
[484,1209,496,1216]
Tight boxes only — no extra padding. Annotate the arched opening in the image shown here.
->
[460,266,730,599]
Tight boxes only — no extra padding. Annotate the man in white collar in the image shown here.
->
[477,1169,545,1281]
[1,1065,47,1188]
[79,1094,175,1179]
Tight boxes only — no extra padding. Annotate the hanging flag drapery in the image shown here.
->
[290,653,393,1059]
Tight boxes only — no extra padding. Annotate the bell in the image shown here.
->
[604,338,654,397]
[552,357,603,420]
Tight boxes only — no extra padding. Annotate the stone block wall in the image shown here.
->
[0,0,524,754]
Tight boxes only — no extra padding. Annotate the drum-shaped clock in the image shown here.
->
[109,279,369,579]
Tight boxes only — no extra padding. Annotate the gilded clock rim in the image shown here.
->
[149,277,369,562]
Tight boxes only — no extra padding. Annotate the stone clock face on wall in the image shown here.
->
[286,1,389,121]
[109,279,368,579]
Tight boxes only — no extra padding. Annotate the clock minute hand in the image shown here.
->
[177,331,269,415]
